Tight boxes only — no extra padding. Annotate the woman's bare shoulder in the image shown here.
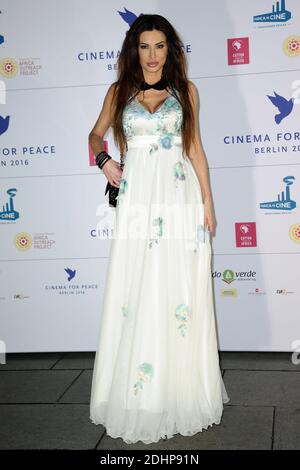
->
[89,82,119,138]
[103,82,118,108]
[100,82,119,125]
[187,80,198,99]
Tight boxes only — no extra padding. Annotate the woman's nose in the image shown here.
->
[149,49,156,59]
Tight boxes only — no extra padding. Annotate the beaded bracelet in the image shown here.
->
[95,151,112,169]
[98,156,111,169]
[95,151,111,168]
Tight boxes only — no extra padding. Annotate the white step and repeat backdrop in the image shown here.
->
[0,0,299,352]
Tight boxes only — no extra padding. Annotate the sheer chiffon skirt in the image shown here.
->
[90,136,230,444]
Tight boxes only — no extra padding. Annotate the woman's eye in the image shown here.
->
[140,44,164,49]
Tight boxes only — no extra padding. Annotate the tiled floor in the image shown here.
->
[0,352,299,450]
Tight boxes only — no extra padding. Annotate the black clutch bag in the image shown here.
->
[104,153,125,208]
[104,181,119,208]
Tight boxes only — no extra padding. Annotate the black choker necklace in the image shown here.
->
[140,76,167,91]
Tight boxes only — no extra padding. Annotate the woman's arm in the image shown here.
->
[187,80,216,234]
[89,83,116,153]
[89,83,122,188]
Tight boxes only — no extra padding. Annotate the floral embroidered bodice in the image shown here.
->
[122,91,183,141]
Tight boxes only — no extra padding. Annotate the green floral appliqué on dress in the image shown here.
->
[116,178,128,204]
[148,216,164,248]
[175,303,192,336]
[122,303,128,317]
[193,224,206,253]
[174,161,186,186]
[133,362,154,395]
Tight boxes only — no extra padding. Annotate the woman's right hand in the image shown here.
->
[101,159,123,188]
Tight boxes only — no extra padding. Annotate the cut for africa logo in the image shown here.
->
[14,232,33,250]
[0,58,18,78]
[289,223,300,243]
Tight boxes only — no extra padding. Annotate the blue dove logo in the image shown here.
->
[267,91,294,124]
[0,35,4,45]
[117,7,143,27]
[0,115,10,135]
[64,267,76,281]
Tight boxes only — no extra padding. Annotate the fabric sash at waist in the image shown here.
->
[127,134,182,149]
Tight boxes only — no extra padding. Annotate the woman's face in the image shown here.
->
[138,29,168,76]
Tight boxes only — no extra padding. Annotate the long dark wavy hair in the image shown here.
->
[111,14,195,161]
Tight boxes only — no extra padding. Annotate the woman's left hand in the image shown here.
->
[203,199,216,236]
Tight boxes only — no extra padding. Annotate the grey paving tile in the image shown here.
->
[0,353,64,370]
[0,352,287,449]
[58,370,92,404]
[0,370,82,403]
[274,407,300,450]
[220,352,299,371]
[224,370,300,406]
[53,352,95,370]
[0,404,104,449]
[97,405,273,450]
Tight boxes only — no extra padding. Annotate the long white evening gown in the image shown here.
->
[89,88,230,444]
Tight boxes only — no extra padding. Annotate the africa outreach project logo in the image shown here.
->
[0,57,42,78]
[0,57,18,78]
[289,224,300,243]
[14,232,56,250]
[14,232,33,250]
[283,35,300,57]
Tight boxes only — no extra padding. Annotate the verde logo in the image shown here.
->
[221,269,257,283]
[222,269,235,284]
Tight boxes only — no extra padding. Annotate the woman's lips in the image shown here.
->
[147,62,159,67]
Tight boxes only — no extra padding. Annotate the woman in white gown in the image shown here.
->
[89,14,229,445]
